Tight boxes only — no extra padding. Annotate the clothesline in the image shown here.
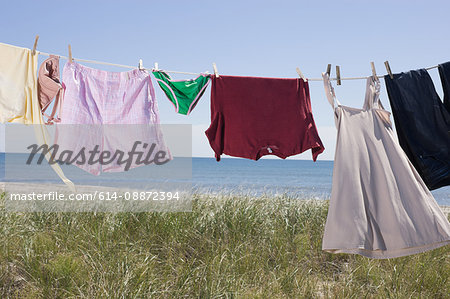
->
[37,50,201,76]
[308,65,439,81]
[36,50,439,82]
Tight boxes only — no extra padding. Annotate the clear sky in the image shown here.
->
[1,0,449,160]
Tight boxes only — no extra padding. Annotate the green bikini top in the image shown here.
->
[152,71,211,115]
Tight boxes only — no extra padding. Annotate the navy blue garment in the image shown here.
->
[384,66,450,190]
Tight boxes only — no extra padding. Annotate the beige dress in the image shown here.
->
[322,73,450,258]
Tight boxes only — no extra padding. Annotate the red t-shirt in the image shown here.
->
[205,75,324,161]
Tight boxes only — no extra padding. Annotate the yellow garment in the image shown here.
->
[0,42,74,190]
[0,42,38,123]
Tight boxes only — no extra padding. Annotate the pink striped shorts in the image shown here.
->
[56,62,171,175]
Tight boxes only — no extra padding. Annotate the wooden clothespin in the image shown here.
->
[138,59,144,70]
[370,62,377,77]
[212,62,219,78]
[384,61,393,79]
[326,64,332,76]
[296,67,307,82]
[370,61,379,81]
[336,65,341,85]
[68,44,73,63]
[154,62,159,71]
[32,35,39,56]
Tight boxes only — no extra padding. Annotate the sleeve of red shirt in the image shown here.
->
[205,111,224,161]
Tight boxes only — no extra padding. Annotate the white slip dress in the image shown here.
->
[322,73,450,258]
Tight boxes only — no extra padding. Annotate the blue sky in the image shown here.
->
[1,0,449,160]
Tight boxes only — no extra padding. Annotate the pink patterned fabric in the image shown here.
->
[60,62,159,124]
[56,62,171,175]
[37,55,63,124]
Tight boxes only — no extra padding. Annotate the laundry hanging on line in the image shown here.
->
[38,55,63,124]
[321,72,450,258]
[0,42,39,124]
[205,75,324,162]
[1,39,450,259]
[0,42,75,190]
[55,61,172,175]
[385,65,450,191]
[152,70,211,115]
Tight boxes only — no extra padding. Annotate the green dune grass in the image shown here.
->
[0,192,448,298]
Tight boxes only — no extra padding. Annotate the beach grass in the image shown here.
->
[0,192,449,298]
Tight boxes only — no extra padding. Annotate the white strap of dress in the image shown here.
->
[364,76,384,110]
[373,76,385,110]
[322,72,341,110]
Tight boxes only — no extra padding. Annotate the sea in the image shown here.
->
[1,154,449,206]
